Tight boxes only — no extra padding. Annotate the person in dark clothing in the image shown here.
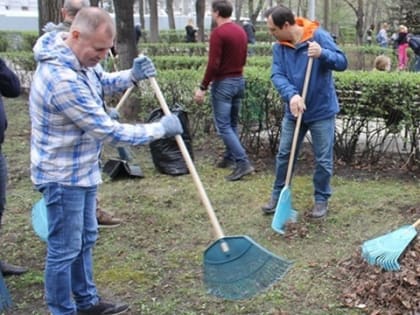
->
[185,18,198,42]
[242,18,256,55]
[135,23,142,44]
[0,58,28,277]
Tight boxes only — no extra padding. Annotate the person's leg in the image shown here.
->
[211,78,248,164]
[72,187,99,309]
[309,117,335,217]
[40,183,98,315]
[262,117,307,213]
[0,151,28,276]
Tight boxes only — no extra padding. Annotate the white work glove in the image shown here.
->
[130,55,157,82]
[159,114,183,138]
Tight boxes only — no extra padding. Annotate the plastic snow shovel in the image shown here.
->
[361,218,420,271]
[272,57,313,234]
[148,77,293,300]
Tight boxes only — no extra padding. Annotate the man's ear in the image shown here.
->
[71,29,81,40]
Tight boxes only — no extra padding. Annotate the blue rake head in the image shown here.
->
[203,235,293,300]
[361,224,417,271]
[31,197,48,242]
[271,186,298,234]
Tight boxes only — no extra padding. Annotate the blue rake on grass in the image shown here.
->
[149,77,293,300]
[361,218,420,271]
[272,58,313,234]
[31,197,48,242]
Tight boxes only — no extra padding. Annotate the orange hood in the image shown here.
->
[279,17,319,48]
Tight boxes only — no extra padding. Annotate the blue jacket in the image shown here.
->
[271,18,347,123]
[0,58,21,145]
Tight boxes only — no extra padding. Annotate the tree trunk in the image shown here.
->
[195,0,206,42]
[250,0,264,25]
[90,0,99,6]
[138,0,145,32]
[323,0,330,30]
[235,0,243,22]
[38,0,61,35]
[148,0,159,42]
[165,0,176,29]
[113,0,137,69]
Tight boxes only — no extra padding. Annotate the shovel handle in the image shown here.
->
[413,218,420,228]
[148,77,227,245]
[115,86,135,113]
[284,57,313,186]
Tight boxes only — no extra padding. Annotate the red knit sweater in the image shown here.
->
[201,22,247,90]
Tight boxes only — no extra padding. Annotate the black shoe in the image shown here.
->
[225,162,255,181]
[0,260,28,277]
[216,158,235,169]
[309,201,328,219]
[78,299,129,315]
[261,197,278,215]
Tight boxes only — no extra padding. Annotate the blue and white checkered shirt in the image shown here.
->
[30,32,164,186]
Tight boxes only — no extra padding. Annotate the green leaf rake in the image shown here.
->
[149,77,293,300]
[361,218,420,271]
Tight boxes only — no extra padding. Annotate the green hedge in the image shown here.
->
[2,52,419,164]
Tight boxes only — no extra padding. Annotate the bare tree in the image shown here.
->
[37,0,61,35]
[235,1,243,21]
[138,0,145,31]
[195,0,206,42]
[343,0,365,44]
[113,0,137,69]
[249,0,265,24]
[323,0,330,30]
[148,0,159,42]
[166,0,176,29]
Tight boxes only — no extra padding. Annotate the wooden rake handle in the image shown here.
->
[413,218,420,228]
[148,77,227,244]
[284,57,313,186]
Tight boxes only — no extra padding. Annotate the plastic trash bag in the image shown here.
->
[147,104,194,176]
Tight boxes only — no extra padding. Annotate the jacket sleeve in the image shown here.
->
[314,29,348,72]
[271,43,299,104]
[0,58,21,98]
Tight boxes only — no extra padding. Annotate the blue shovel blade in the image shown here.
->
[31,197,48,242]
[271,186,297,234]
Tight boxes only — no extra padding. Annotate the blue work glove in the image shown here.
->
[160,114,183,138]
[108,108,120,120]
[131,55,157,82]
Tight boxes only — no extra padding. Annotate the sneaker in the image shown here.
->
[216,158,235,169]
[225,162,255,181]
[97,208,122,228]
[77,299,129,315]
[261,197,278,215]
[309,201,328,219]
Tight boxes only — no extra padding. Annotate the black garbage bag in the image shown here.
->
[147,104,194,176]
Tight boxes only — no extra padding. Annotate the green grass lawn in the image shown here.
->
[1,95,419,315]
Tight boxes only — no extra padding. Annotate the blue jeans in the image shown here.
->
[272,116,335,203]
[211,77,249,164]
[37,183,99,315]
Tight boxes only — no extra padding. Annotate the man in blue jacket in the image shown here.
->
[0,58,28,276]
[261,5,347,219]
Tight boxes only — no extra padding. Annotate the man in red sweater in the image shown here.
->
[194,0,254,181]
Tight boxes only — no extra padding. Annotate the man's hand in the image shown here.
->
[194,89,206,104]
[160,114,183,138]
[308,41,322,58]
[289,94,306,117]
[131,55,157,82]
